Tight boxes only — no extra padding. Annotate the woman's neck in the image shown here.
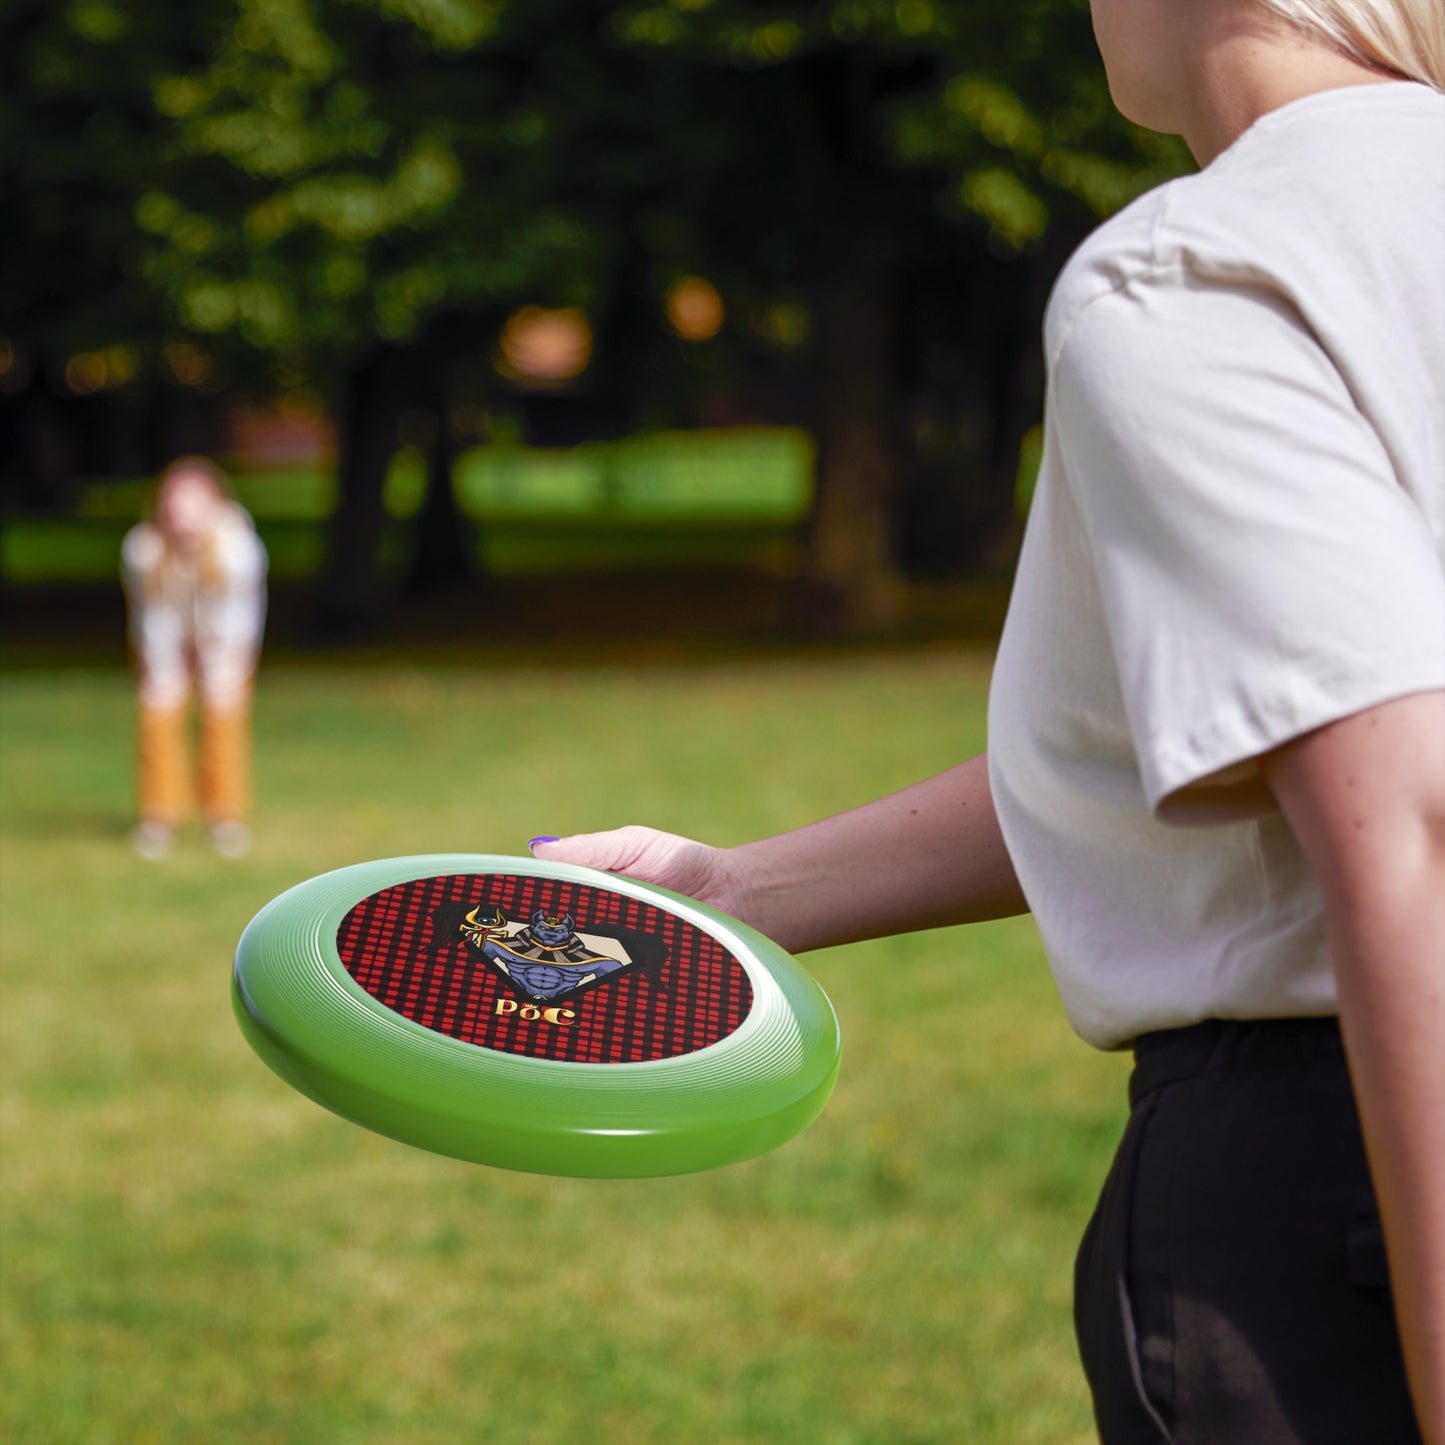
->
[1178,8,1401,165]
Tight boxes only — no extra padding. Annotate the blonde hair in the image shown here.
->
[155,455,233,506]
[149,456,239,593]
[1257,0,1445,89]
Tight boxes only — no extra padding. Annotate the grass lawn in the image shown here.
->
[0,652,1127,1445]
[1,429,815,585]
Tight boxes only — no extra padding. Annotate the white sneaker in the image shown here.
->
[210,821,252,859]
[132,820,174,861]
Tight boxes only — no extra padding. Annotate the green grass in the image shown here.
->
[2,429,815,584]
[60,428,814,525]
[0,515,805,584]
[0,654,1127,1444]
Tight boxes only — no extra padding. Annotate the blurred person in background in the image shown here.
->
[533,0,1445,1441]
[122,457,267,860]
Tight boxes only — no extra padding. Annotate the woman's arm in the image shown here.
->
[532,752,1028,954]
[1263,690,1445,1445]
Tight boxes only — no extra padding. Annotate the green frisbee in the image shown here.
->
[232,855,840,1177]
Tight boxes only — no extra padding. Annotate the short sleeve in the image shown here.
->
[213,506,268,585]
[121,523,163,591]
[1053,273,1445,821]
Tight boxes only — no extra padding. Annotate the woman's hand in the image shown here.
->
[529,754,1026,955]
[531,827,752,919]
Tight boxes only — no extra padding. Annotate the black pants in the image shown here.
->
[1074,1018,1422,1445]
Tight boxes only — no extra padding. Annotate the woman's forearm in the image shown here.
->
[1330,853,1445,1445]
[1266,691,1445,1444]
[727,752,1028,954]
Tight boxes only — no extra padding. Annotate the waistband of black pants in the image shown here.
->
[1129,1016,1345,1108]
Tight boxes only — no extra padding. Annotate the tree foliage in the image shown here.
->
[2,0,1191,628]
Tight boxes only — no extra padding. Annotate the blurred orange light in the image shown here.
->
[496,307,593,384]
[161,341,217,389]
[65,353,108,395]
[666,277,725,342]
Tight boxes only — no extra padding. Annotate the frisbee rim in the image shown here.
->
[233,854,841,1176]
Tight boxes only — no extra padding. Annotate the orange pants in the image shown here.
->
[137,693,252,826]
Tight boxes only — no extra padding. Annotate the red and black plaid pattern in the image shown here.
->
[336,873,754,1064]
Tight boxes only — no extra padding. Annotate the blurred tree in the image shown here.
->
[0,0,212,508]
[606,0,1190,626]
[124,0,613,632]
[124,0,785,631]
[2,0,1189,632]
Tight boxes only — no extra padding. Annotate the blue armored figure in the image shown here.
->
[431,892,668,1005]
[459,904,626,1001]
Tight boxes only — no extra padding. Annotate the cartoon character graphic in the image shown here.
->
[483,908,627,1001]
[428,892,669,1005]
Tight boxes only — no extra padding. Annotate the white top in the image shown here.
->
[122,502,268,709]
[988,83,1445,1050]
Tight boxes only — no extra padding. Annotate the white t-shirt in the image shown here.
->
[122,502,268,709]
[988,83,1445,1051]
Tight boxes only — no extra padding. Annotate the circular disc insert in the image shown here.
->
[232,855,840,1176]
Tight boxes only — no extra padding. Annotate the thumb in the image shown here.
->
[528,827,650,874]
[529,827,737,915]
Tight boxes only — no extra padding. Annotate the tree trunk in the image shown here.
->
[405,421,474,596]
[780,57,908,635]
[405,356,475,597]
[313,345,405,641]
[5,381,81,513]
[804,271,905,632]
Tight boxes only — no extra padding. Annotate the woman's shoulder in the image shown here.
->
[1043,182,1184,363]
[193,502,267,580]
[1045,83,1445,367]
[210,503,268,575]
[217,499,259,537]
[121,521,165,574]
